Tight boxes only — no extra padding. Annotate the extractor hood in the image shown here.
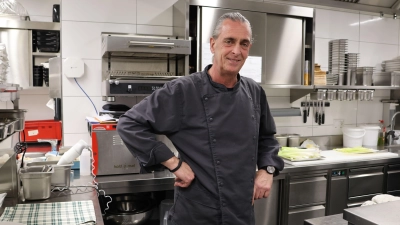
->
[274,0,400,14]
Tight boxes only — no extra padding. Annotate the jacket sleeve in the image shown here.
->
[257,89,284,174]
[117,81,182,168]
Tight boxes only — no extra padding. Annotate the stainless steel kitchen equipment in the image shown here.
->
[189,0,314,86]
[20,166,54,200]
[26,161,73,189]
[101,35,191,101]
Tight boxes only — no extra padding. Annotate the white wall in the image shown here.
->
[15,0,396,144]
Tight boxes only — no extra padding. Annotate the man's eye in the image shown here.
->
[242,43,249,47]
[224,40,232,44]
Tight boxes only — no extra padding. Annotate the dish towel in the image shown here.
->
[0,200,96,225]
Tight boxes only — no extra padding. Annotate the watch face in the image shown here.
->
[267,166,275,174]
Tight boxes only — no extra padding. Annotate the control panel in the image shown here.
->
[109,82,164,95]
[332,170,346,177]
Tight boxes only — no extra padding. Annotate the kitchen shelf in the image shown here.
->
[32,52,59,57]
[261,84,314,89]
[314,85,400,90]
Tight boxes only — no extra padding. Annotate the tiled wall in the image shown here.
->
[18,1,397,144]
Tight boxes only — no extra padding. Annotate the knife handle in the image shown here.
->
[303,109,307,123]
[318,114,322,125]
[315,112,318,123]
[322,113,325,124]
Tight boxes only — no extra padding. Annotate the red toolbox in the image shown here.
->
[21,120,62,142]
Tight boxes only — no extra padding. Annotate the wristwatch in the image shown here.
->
[262,166,275,175]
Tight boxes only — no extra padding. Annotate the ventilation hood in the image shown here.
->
[276,0,400,14]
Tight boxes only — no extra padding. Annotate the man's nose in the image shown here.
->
[231,43,241,54]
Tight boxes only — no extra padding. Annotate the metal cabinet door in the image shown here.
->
[265,14,303,85]
[288,205,325,225]
[0,29,31,88]
[289,176,327,207]
[348,166,384,198]
[254,181,280,225]
[199,7,266,79]
[387,164,400,196]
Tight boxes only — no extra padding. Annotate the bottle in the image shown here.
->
[377,120,385,146]
[57,140,88,165]
[80,149,91,176]
[304,60,310,86]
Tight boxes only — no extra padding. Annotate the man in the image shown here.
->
[117,12,284,225]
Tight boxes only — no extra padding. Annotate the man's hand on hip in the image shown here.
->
[162,157,195,188]
[252,169,273,205]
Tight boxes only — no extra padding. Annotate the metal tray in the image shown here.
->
[280,155,325,162]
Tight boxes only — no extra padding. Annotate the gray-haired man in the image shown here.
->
[117,12,284,225]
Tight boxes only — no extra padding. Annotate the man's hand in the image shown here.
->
[252,169,274,205]
[162,157,195,188]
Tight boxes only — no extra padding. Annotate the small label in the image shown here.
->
[28,130,38,136]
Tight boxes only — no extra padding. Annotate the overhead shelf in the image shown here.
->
[314,85,400,90]
[32,52,60,57]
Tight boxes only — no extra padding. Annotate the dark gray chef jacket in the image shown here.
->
[117,65,284,225]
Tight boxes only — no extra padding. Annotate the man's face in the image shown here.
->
[210,19,252,77]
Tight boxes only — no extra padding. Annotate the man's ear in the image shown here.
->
[210,37,215,54]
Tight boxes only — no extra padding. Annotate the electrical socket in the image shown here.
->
[334,119,344,129]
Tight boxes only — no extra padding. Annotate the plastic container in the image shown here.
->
[80,149,91,176]
[21,120,62,142]
[57,140,87,166]
[360,125,380,147]
[342,127,366,147]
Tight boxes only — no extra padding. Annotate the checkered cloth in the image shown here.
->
[0,200,96,224]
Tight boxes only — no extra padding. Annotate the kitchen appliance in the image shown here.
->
[91,123,178,176]
[91,123,141,176]
[101,35,191,101]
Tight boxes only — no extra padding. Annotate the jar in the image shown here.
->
[317,89,326,100]
[346,90,356,101]
[337,90,347,101]
[327,90,336,101]
[275,135,288,147]
[287,134,301,147]
[358,90,365,101]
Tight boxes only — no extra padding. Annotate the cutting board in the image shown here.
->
[284,150,399,166]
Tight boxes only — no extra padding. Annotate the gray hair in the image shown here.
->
[212,12,253,43]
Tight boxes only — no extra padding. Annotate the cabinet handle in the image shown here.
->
[128,41,175,48]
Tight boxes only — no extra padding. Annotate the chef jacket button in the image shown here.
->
[222,203,226,207]
[251,179,254,183]
[216,160,221,165]
[251,115,255,119]
[253,136,256,140]
[209,117,213,122]
[213,139,216,143]
[204,97,208,101]
[252,157,255,161]
[219,182,223,186]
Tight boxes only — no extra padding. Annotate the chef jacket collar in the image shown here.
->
[204,64,241,92]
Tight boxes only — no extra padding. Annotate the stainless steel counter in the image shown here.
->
[343,200,400,224]
[0,174,104,225]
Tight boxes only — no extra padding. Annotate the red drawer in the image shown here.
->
[21,120,62,142]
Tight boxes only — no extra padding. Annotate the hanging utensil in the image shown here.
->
[318,101,322,125]
[307,96,310,117]
[322,100,325,124]
[315,100,319,123]
[303,98,307,123]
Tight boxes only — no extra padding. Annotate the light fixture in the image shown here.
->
[394,13,397,19]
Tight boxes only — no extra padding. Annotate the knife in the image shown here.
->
[322,100,325,124]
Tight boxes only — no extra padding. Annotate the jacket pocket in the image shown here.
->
[170,182,220,225]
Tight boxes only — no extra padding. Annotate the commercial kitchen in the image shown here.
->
[1,0,400,224]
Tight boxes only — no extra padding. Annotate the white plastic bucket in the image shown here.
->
[360,125,380,147]
[342,127,366,147]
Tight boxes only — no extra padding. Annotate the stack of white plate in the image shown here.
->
[326,74,339,85]
[383,59,400,72]
[329,39,348,80]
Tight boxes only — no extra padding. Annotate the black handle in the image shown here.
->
[318,114,322,125]
[322,113,325,124]
[315,112,318,123]
[307,105,310,117]
[303,109,307,123]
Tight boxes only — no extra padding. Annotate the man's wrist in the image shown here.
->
[162,157,180,171]
[260,166,275,175]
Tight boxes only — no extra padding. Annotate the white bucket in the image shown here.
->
[360,125,380,147]
[342,127,366,147]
